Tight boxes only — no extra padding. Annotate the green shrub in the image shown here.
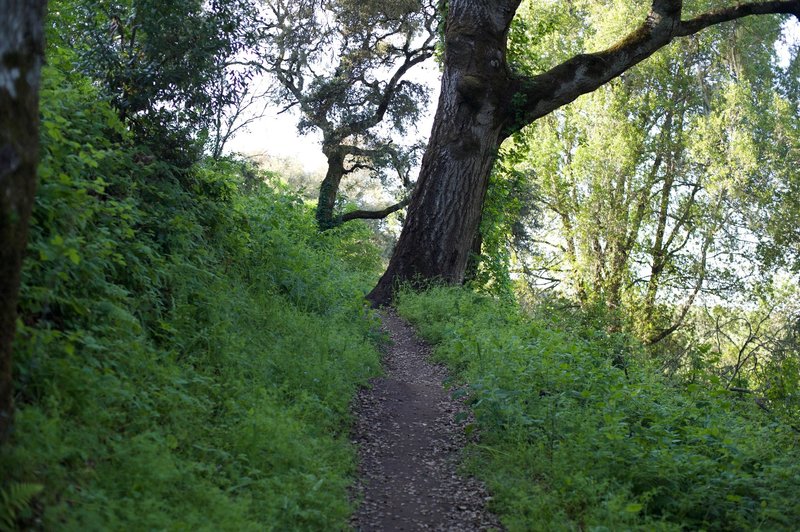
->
[1,58,381,530]
[397,286,800,531]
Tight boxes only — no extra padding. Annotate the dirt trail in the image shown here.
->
[351,309,501,531]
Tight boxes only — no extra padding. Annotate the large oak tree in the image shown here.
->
[367,0,800,305]
[0,0,47,440]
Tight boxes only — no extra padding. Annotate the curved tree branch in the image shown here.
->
[344,46,435,136]
[509,0,800,135]
[677,1,800,35]
[339,197,411,223]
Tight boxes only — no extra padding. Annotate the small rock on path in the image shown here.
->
[351,309,501,531]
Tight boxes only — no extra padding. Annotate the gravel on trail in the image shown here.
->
[350,309,502,531]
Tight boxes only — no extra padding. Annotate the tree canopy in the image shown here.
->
[367,0,800,305]
[51,0,264,166]
[262,0,438,228]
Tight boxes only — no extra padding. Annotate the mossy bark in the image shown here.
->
[0,0,47,440]
[315,146,413,230]
[315,149,346,230]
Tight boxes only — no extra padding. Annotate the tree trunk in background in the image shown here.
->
[315,149,346,229]
[462,221,484,285]
[0,0,47,441]
[315,145,414,230]
[367,2,518,304]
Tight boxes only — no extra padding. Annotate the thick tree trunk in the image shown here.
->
[0,0,47,441]
[367,2,518,304]
[368,0,800,306]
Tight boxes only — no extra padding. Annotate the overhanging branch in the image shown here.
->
[509,0,800,135]
[677,1,800,35]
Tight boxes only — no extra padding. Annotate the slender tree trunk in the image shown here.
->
[463,216,484,284]
[644,171,672,321]
[557,211,589,303]
[315,147,413,230]
[644,114,678,322]
[604,150,658,313]
[315,150,345,229]
[606,247,628,311]
[367,2,518,304]
[0,0,47,441]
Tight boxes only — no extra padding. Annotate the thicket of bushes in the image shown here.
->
[0,53,383,530]
[397,286,800,531]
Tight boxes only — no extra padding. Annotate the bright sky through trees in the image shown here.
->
[227,60,442,172]
[228,17,798,174]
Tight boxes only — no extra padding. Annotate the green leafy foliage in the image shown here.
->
[1,58,382,530]
[397,286,800,531]
[465,160,540,300]
[500,2,800,390]
[49,0,263,165]
[0,483,43,530]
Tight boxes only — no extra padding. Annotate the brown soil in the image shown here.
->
[350,309,502,531]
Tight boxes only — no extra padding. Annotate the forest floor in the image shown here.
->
[350,309,502,531]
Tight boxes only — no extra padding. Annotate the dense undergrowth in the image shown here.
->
[397,286,800,531]
[0,54,383,530]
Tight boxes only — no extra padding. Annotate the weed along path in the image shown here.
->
[351,309,501,531]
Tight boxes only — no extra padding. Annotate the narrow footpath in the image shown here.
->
[351,310,501,531]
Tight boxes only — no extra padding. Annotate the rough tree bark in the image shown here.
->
[0,0,47,441]
[367,2,520,304]
[367,0,800,305]
[316,143,412,229]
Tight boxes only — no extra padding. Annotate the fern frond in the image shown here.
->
[0,483,43,532]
